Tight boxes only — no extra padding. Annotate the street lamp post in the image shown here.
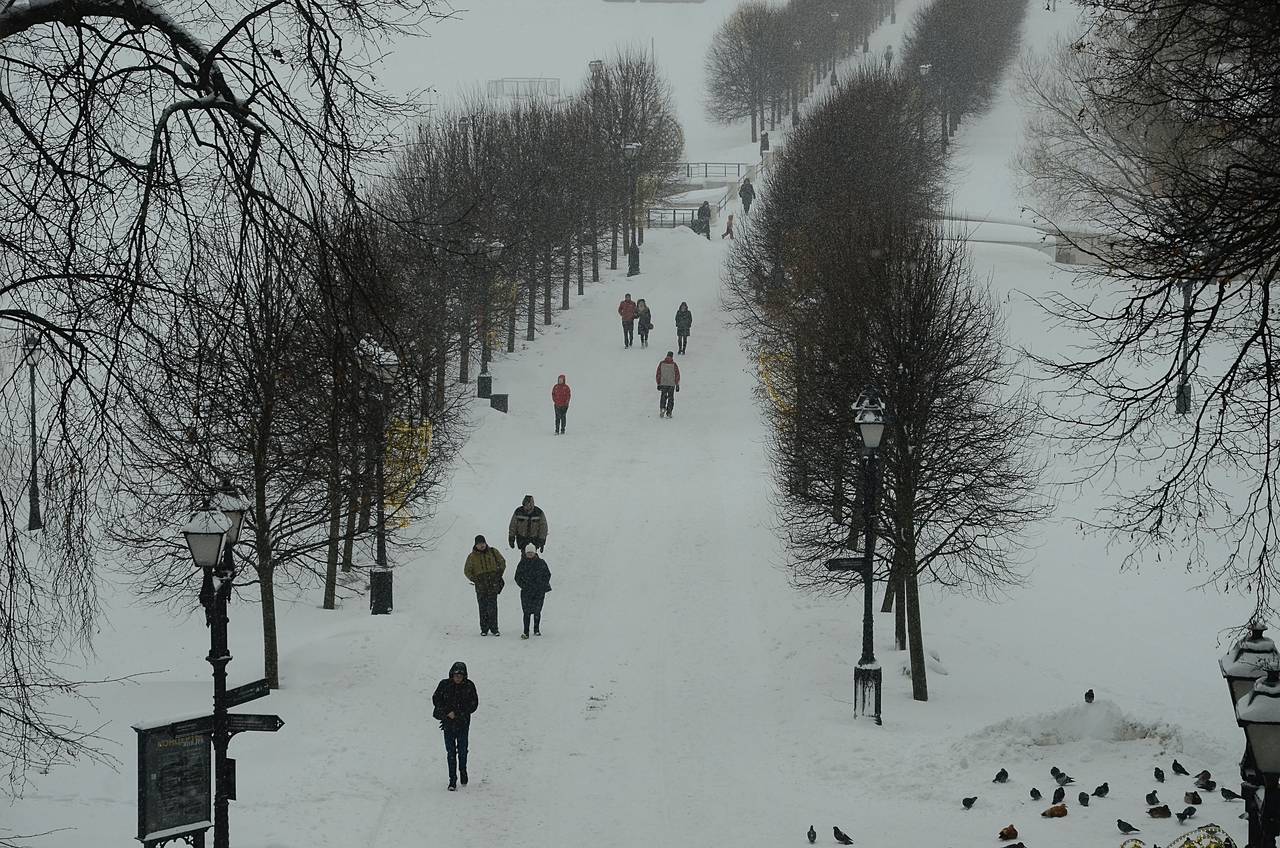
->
[853,385,887,725]
[477,238,504,377]
[22,332,42,531]
[792,40,803,127]
[589,60,604,283]
[918,64,932,148]
[1236,663,1280,848]
[1222,623,1280,848]
[829,11,839,85]
[623,141,642,277]
[358,342,399,614]
[183,481,250,848]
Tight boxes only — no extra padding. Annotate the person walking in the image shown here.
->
[884,43,894,71]
[696,201,712,241]
[551,374,571,435]
[636,298,653,348]
[432,660,478,791]
[655,350,681,418]
[739,178,755,215]
[464,536,506,636]
[508,494,548,552]
[514,544,552,638]
[721,213,735,240]
[618,293,638,348]
[675,302,692,355]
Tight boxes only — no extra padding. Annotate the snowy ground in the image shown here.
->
[5,2,1263,847]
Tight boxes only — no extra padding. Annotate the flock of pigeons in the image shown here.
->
[805,690,1242,846]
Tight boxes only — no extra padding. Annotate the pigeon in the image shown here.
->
[1052,786,1066,804]
[1195,776,1217,791]
[833,826,854,845]
[1222,787,1243,801]
[1050,766,1062,777]
[1042,804,1068,818]
[1184,791,1202,805]
[1078,791,1090,807]
[1154,767,1165,783]
[962,796,977,810]
[1195,770,1212,781]
[1055,771,1075,786]
[1029,787,1042,801]
[1146,790,1160,806]
[1085,688,1095,703]
[993,768,1009,783]
[807,825,816,844]
[1093,782,1109,798]
[1117,819,1141,834]
[1148,804,1171,818]
[998,824,1019,840]
[1172,759,1190,776]
[1176,806,1197,824]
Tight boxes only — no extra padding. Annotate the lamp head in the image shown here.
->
[182,506,229,569]
[853,385,887,451]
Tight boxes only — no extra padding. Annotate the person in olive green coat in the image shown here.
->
[464,535,506,636]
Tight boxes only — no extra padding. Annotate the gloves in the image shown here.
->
[508,539,515,548]
[538,545,545,552]
[676,385,680,392]
[657,385,662,391]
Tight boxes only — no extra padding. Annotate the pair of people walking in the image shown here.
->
[618,294,653,348]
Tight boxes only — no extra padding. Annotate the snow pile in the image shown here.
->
[970,700,1183,749]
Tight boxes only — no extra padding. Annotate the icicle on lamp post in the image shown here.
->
[1222,623,1280,848]
[23,332,43,531]
[853,385,887,725]
[358,339,400,614]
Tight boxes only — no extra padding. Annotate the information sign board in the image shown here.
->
[135,722,211,843]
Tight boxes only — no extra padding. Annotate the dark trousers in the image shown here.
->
[622,320,634,347]
[443,722,469,782]
[638,326,649,346]
[521,593,545,635]
[476,592,499,634]
[742,197,752,215]
[554,405,567,433]
[700,218,710,240]
[677,332,688,354]
[659,386,675,415]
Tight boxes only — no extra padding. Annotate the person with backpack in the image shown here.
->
[739,178,755,215]
[464,535,506,636]
[432,660,478,791]
[675,302,692,355]
[508,495,548,552]
[551,374,571,435]
[514,544,552,638]
[636,298,653,348]
[655,350,681,418]
[618,293,638,348]
[696,201,712,240]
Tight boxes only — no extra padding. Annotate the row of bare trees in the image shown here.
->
[705,0,892,143]
[724,64,1048,700]
[1017,0,1280,616]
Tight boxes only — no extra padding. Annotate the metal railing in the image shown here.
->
[647,208,698,228]
[674,162,753,180]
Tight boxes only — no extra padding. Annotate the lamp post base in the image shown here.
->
[854,662,882,725]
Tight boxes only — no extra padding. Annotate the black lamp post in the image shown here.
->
[22,332,42,531]
[184,480,249,848]
[359,341,399,614]
[1236,664,1280,848]
[853,385,887,725]
[476,238,504,378]
[623,141,642,277]
[829,11,839,85]
[918,64,932,147]
[589,59,604,282]
[791,39,803,127]
[1223,623,1280,848]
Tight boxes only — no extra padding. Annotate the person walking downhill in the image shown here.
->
[636,298,653,348]
[464,536,506,636]
[551,374,571,435]
[884,43,894,71]
[655,350,681,418]
[675,302,692,355]
[432,661,478,791]
[618,293,638,348]
[739,178,755,216]
[696,201,712,241]
[721,213,735,240]
[514,544,552,639]
[508,494,548,552]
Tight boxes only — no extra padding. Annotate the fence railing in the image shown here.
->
[647,208,698,228]
[673,162,753,180]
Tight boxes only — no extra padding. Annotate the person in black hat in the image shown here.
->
[464,535,506,636]
[432,660,478,790]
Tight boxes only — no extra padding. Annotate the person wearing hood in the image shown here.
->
[674,302,692,355]
[655,350,681,418]
[464,535,506,636]
[507,495,548,552]
[696,201,712,240]
[514,544,552,638]
[739,178,755,215]
[551,374,571,435]
[636,298,653,347]
[432,660,479,791]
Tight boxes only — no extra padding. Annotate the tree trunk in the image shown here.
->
[751,107,757,143]
[562,242,571,309]
[322,349,345,610]
[610,217,618,270]
[507,301,517,353]
[260,563,279,688]
[592,206,601,281]
[543,245,553,325]
[526,254,537,341]
[894,572,907,650]
[341,443,359,573]
[905,566,928,701]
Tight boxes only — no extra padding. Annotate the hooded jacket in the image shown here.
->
[656,355,681,388]
[675,306,692,334]
[464,545,506,596]
[514,552,552,598]
[551,376,571,407]
[508,503,548,547]
[432,661,478,727]
[636,303,653,332]
[618,298,638,322]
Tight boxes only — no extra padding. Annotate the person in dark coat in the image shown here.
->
[675,302,692,355]
[739,178,755,215]
[696,201,712,240]
[508,495,548,551]
[514,544,552,638]
[464,535,506,636]
[636,298,653,348]
[432,660,479,791]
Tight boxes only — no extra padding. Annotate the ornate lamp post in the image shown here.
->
[1223,623,1280,848]
[22,332,42,531]
[1236,665,1280,848]
[791,39,803,127]
[829,11,840,85]
[588,60,605,282]
[475,237,504,383]
[623,141,642,277]
[853,385,887,725]
[358,340,399,614]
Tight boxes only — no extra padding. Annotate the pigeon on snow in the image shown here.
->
[1052,786,1066,804]
[1172,759,1190,776]
[1222,787,1243,801]
[1078,791,1090,807]
[833,826,854,845]
[1176,806,1197,824]
[1146,790,1160,805]
[1085,688,1095,703]
[1093,782,1109,798]
[1154,766,1166,783]
[1147,804,1171,818]
[993,768,1009,783]
[1117,819,1141,834]
[962,796,978,810]
[807,825,816,844]
[1029,787,1042,800]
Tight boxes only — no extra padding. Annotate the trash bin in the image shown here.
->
[370,569,393,615]
[490,393,508,413]
[477,373,492,399]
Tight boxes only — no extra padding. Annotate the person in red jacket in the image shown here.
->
[618,293,638,348]
[551,374,571,435]
[655,350,681,418]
